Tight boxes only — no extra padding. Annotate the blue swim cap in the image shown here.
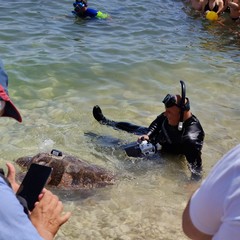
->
[73,0,87,8]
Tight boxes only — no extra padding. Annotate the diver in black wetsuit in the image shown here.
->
[93,81,205,180]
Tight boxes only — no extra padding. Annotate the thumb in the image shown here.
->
[6,162,19,193]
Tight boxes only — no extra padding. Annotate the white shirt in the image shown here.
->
[190,144,240,239]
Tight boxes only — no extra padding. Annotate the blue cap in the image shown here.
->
[0,59,22,122]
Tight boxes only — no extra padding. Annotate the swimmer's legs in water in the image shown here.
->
[93,105,148,135]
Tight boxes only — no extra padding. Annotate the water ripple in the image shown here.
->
[0,1,240,239]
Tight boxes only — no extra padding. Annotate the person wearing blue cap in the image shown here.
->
[72,0,109,19]
[0,59,71,240]
[92,81,205,180]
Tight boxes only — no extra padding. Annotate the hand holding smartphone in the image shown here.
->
[16,163,52,211]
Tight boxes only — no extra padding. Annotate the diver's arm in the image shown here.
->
[182,119,204,179]
[185,149,203,175]
[183,135,204,180]
[137,116,160,142]
[147,113,165,139]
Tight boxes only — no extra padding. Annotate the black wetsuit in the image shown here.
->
[147,113,204,171]
[93,106,205,173]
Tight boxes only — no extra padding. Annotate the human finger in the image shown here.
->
[59,211,71,226]
[52,201,71,226]
[6,162,19,192]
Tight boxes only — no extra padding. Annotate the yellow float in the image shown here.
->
[206,11,218,21]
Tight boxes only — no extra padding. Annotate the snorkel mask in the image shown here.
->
[162,80,190,131]
[73,0,87,13]
[162,94,179,108]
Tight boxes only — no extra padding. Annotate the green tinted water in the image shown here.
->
[0,0,239,239]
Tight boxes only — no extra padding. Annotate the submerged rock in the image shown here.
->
[16,150,115,190]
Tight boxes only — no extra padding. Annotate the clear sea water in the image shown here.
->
[0,0,240,239]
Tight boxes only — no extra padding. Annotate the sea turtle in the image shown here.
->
[15,150,115,190]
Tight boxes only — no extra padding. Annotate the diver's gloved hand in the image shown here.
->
[189,165,202,182]
[137,135,149,143]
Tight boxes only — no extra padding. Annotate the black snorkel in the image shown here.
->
[178,80,186,131]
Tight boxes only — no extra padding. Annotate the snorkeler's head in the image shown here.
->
[162,94,190,111]
[74,0,87,7]
[162,81,190,131]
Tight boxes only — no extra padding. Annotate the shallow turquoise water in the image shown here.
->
[0,0,240,239]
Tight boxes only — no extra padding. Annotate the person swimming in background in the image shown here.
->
[72,0,110,19]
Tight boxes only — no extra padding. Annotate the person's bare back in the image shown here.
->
[227,0,240,19]
[190,0,205,10]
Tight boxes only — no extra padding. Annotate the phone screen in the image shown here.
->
[17,163,52,211]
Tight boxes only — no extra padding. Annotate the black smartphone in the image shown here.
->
[17,163,52,211]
